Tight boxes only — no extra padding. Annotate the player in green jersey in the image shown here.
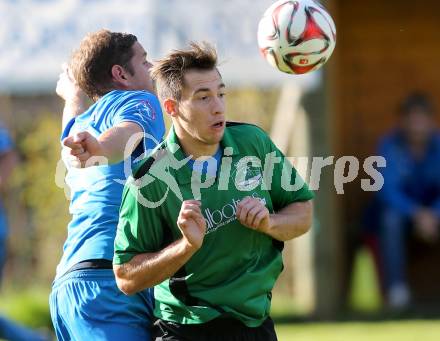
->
[113,42,314,341]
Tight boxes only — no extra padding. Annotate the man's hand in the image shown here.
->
[177,200,206,250]
[414,208,439,242]
[236,196,271,233]
[63,131,104,168]
[56,63,87,103]
[57,63,89,130]
[115,200,206,295]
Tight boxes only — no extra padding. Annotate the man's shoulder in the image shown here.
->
[99,90,159,111]
[226,121,266,132]
[105,89,156,101]
[132,140,169,180]
[225,121,270,144]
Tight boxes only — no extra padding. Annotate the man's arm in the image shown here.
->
[63,122,144,167]
[114,200,206,295]
[114,238,197,295]
[56,63,89,131]
[236,197,313,241]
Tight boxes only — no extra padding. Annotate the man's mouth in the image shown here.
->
[212,121,224,128]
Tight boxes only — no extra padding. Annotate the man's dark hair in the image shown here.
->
[70,29,138,101]
[151,42,218,101]
[399,92,434,116]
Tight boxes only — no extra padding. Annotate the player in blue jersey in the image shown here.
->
[49,29,165,340]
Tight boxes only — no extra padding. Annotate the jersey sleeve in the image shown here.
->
[112,92,164,156]
[113,177,165,265]
[259,131,314,212]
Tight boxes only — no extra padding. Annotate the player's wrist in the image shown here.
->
[180,237,203,254]
[262,214,277,235]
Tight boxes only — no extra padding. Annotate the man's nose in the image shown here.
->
[212,96,225,114]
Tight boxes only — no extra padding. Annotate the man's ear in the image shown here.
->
[111,65,129,85]
[163,98,178,117]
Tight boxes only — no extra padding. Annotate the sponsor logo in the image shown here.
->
[237,173,263,188]
[232,157,264,191]
[136,100,156,120]
[203,193,266,234]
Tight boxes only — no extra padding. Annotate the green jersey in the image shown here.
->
[114,122,314,327]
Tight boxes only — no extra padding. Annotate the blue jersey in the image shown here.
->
[378,130,440,217]
[57,90,165,278]
[0,123,13,239]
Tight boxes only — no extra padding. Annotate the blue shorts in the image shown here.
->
[49,269,154,341]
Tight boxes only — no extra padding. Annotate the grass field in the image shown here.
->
[275,321,440,341]
[2,287,440,341]
[1,251,439,340]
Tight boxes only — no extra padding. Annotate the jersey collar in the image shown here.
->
[165,124,240,186]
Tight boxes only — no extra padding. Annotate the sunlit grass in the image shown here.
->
[276,321,440,341]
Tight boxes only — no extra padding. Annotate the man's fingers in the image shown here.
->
[180,209,203,222]
[236,197,248,219]
[252,209,268,229]
[67,151,92,168]
[69,148,85,156]
[179,201,202,218]
[73,131,90,143]
[246,205,263,227]
[196,217,206,229]
[236,197,269,229]
[63,132,90,148]
[181,203,202,212]
[63,136,81,149]
[178,215,205,230]
[237,199,260,224]
[61,63,76,82]
[182,200,201,207]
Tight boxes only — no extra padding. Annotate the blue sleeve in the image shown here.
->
[60,117,76,142]
[0,125,13,153]
[377,137,418,217]
[111,92,165,156]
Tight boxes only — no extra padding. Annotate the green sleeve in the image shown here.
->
[261,134,314,212]
[113,179,164,265]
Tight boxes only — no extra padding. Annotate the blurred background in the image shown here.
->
[1,0,440,340]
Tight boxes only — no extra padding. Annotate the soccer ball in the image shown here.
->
[257,0,336,74]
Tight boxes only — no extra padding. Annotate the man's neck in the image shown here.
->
[177,136,219,160]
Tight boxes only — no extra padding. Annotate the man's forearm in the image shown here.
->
[96,123,143,164]
[265,200,313,241]
[114,238,197,295]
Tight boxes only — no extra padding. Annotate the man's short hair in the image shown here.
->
[399,92,434,116]
[151,42,218,101]
[70,29,138,101]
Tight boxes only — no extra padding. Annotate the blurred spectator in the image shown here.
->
[375,93,440,309]
[0,122,18,285]
[0,122,49,341]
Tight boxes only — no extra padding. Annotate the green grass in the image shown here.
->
[0,286,52,330]
[275,321,440,341]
